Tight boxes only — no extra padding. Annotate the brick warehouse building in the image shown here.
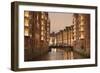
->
[73,14,90,58]
[55,25,74,47]
[24,11,50,61]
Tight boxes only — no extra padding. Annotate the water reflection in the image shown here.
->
[29,48,86,61]
[51,48,57,52]
[47,48,74,60]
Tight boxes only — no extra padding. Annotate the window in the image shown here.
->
[24,19,29,26]
[45,16,47,20]
[41,31,44,35]
[80,32,84,39]
[80,22,84,25]
[41,26,44,30]
[24,11,29,17]
[41,36,44,40]
[41,20,45,25]
[80,15,84,20]
[41,14,44,19]
[37,15,39,20]
[79,26,84,31]
[24,28,29,36]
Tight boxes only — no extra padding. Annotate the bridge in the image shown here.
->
[48,44,73,51]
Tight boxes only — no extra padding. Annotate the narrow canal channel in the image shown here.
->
[29,48,87,61]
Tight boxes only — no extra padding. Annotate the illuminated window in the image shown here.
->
[41,36,44,40]
[73,37,76,41]
[73,25,76,29]
[41,20,44,25]
[37,15,39,20]
[45,16,47,20]
[41,14,44,19]
[80,22,84,25]
[80,27,84,31]
[80,32,84,39]
[24,11,29,17]
[73,30,76,33]
[24,28,29,36]
[24,19,29,26]
[41,31,44,35]
[80,15,84,20]
[37,22,39,28]
[80,34,84,39]
[41,26,44,30]
[71,39,73,42]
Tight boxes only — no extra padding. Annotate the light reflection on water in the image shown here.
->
[51,48,57,52]
[27,48,88,61]
[49,48,74,60]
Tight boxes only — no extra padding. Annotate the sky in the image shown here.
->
[48,12,73,33]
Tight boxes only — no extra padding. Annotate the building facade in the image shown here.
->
[24,11,50,61]
[55,25,74,47]
[73,14,90,58]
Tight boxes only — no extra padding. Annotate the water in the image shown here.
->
[48,48,74,60]
[32,48,75,61]
[26,48,88,61]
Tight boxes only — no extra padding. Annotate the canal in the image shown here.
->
[30,48,87,61]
